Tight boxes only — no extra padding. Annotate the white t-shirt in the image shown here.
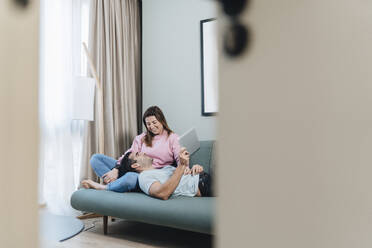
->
[139,166,199,197]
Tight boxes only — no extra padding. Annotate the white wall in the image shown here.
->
[218,0,372,247]
[142,0,218,140]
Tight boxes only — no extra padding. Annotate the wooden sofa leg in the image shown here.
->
[77,212,103,220]
[103,216,108,235]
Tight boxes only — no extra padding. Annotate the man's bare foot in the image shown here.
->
[81,179,107,190]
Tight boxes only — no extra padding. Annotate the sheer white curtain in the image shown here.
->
[39,0,90,215]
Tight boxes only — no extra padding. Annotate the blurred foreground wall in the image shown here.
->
[0,1,39,247]
[218,1,372,247]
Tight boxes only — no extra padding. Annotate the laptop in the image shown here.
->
[178,128,200,155]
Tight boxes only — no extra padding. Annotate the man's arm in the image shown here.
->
[148,148,189,200]
[148,165,187,200]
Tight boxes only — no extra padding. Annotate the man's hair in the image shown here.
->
[119,152,137,175]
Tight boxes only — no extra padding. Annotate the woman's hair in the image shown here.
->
[142,106,173,147]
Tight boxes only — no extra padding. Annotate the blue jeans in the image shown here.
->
[90,154,139,193]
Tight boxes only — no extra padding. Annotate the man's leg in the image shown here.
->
[90,154,117,178]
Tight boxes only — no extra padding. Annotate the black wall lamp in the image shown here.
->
[13,0,29,9]
[218,0,250,57]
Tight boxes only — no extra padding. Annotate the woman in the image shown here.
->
[82,106,187,192]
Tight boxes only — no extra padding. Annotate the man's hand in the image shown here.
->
[103,168,119,184]
[184,164,204,175]
[179,147,190,166]
[184,166,191,175]
[191,164,203,175]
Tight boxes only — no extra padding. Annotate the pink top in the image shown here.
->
[118,131,181,169]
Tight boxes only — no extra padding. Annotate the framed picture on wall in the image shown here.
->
[200,18,218,116]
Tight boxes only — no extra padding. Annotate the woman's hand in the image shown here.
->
[103,168,119,184]
[191,164,203,175]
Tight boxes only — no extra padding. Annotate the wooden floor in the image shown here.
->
[41,217,213,248]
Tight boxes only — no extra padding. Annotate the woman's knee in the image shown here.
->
[90,153,102,169]
[121,172,138,187]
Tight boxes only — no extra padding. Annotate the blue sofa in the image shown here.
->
[70,141,215,234]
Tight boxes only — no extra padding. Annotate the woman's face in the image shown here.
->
[145,115,164,135]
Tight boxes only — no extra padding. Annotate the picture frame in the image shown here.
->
[200,18,218,116]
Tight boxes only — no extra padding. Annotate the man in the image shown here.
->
[82,148,212,199]
[122,148,213,200]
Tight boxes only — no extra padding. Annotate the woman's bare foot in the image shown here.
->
[81,179,107,190]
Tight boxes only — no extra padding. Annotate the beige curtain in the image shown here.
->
[80,0,142,181]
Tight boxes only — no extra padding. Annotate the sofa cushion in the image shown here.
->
[71,189,215,234]
[189,141,214,174]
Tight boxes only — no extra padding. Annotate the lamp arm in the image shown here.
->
[82,42,105,154]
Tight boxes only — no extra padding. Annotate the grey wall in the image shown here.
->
[142,0,218,140]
